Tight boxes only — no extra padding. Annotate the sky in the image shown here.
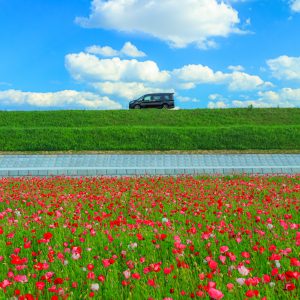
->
[0,0,300,110]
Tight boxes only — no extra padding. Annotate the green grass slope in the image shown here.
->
[0,108,299,151]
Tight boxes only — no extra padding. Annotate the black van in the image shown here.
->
[129,93,175,109]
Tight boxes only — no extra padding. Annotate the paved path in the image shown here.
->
[0,154,299,177]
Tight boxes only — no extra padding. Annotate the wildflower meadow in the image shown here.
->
[0,175,299,299]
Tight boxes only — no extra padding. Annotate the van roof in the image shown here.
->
[145,93,174,95]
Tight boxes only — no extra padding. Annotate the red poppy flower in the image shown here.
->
[43,232,53,240]
[245,290,259,298]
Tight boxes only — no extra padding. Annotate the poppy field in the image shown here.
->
[0,175,299,300]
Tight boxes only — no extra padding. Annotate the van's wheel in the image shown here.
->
[134,105,141,109]
[162,104,169,109]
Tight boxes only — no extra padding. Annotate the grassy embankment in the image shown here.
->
[0,108,300,151]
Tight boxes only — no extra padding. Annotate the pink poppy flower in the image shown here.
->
[220,246,229,253]
[123,269,131,279]
[14,275,28,283]
[238,265,250,276]
[102,259,110,268]
[208,288,224,299]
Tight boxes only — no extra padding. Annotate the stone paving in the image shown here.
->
[0,154,299,177]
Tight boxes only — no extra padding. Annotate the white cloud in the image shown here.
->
[177,95,200,103]
[231,87,300,108]
[231,99,294,108]
[65,52,169,83]
[228,71,271,91]
[259,88,300,103]
[65,46,271,102]
[207,93,228,108]
[177,82,197,90]
[85,45,119,57]
[205,85,300,109]
[267,55,300,81]
[172,64,269,91]
[291,0,300,12]
[65,51,173,100]
[121,42,146,57]
[209,94,223,101]
[0,89,122,109]
[76,0,243,48]
[208,101,228,108]
[86,42,146,57]
[231,100,273,108]
[228,65,244,72]
[172,64,225,84]
[92,81,173,100]
[197,40,218,50]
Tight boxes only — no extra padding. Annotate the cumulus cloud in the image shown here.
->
[228,65,245,72]
[121,42,146,57]
[65,52,169,83]
[177,95,200,103]
[64,46,272,102]
[91,81,173,100]
[172,64,225,84]
[228,88,300,108]
[172,64,270,91]
[65,51,174,100]
[259,88,300,103]
[85,45,119,57]
[291,0,300,12]
[86,42,146,57]
[208,101,228,109]
[205,85,300,109]
[231,100,273,108]
[76,0,243,48]
[267,55,300,81]
[0,89,121,109]
[209,94,223,101]
[227,71,271,91]
[176,82,197,90]
[207,93,228,108]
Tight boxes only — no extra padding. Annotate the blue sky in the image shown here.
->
[0,0,300,110]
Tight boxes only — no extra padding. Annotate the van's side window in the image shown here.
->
[153,95,161,101]
[164,95,171,100]
[143,96,151,101]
